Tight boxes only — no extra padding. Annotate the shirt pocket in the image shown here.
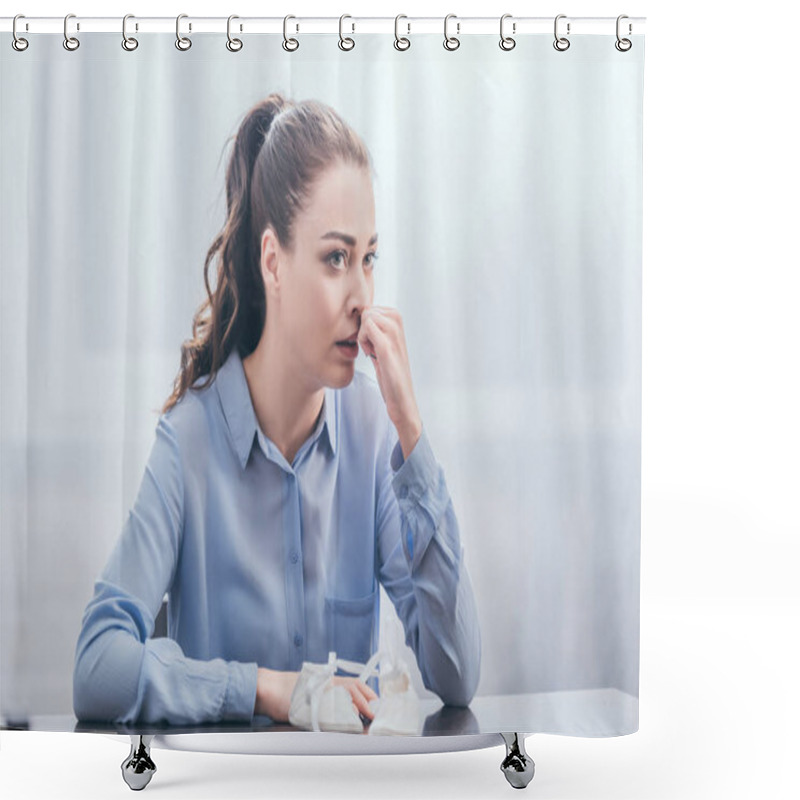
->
[324,587,378,665]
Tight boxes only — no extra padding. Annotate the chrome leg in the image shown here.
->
[121,735,157,791]
[500,732,535,789]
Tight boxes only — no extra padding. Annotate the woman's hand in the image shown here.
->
[255,667,378,723]
[255,667,299,721]
[330,675,378,721]
[358,306,423,459]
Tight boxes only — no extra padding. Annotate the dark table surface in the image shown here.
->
[1,688,636,737]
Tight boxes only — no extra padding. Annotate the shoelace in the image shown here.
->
[307,650,384,732]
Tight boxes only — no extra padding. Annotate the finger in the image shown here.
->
[364,307,398,335]
[363,316,390,359]
[366,306,399,321]
[359,316,387,361]
[354,680,378,710]
[357,679,379,701]
[347,684,375,719]
[357,333,376,360]
[364,309,405,358]
[357,317,377,358]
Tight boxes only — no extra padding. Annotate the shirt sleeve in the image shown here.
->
[72,414,259,725]
[375,420,481,707]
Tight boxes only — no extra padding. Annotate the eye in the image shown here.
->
[326,250,379,271]
[326,250,347,270]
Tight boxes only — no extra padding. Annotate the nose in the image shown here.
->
[347,260,373,318]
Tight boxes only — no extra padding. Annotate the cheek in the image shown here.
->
[303,285,341,338]
[290,275,334,317]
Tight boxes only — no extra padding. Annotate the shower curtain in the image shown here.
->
[0,26,644,737]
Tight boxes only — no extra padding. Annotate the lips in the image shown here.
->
[336,330,359,345]
[336,341,359,360]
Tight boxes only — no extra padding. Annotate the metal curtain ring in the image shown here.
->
[12,14,29,51]
[122,14,138,51]
[63,13,80,51]
[553,14,570,51]
[176,14,192,50]
[499,14,516,51]
[227,15,243,52]
[615,14,632,51]
[443,14,460,51]
[394,14,410,50]
[283,15,299,51]
[339,14,355,51]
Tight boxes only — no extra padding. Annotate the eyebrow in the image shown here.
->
[320,231,379,247]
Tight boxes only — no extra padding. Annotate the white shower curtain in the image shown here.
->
[1,29,643,735]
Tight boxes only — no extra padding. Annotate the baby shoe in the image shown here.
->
[363,651,422,736]
[288,651,370,734]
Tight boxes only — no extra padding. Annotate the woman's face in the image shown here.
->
[261,159,377,390]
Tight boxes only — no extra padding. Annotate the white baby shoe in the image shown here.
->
[364,651,422,736]
[288,649,422,736]
[288,651,370,733]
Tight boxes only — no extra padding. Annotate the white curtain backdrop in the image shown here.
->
[1,32,643,733]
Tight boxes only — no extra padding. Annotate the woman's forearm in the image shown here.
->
[73,622,258,724]
[412,552,482,706]
[383,426,482,707]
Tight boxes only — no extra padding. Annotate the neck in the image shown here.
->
[241,327,325,465]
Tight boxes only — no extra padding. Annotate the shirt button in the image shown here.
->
[294,634,303,647]
[290,551,299,564]
[399,486,409,499]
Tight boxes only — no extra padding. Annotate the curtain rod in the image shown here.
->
[1,16,647,36]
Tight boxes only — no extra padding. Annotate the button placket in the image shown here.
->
[283,472,306,667]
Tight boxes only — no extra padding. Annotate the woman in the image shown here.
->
[72,93,481,726]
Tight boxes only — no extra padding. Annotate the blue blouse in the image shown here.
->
[73,348,481,724]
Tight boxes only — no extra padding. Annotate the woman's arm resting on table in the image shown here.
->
[72,415,259,725]
[73,579,259,724]
[376,422,482,707]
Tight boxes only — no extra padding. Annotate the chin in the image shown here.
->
[328,365,356,389]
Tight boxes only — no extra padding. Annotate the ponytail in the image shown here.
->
[162,94,288,413]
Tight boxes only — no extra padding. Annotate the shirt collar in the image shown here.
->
[214,348,338,470]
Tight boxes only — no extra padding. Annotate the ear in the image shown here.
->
[260,227,281,297]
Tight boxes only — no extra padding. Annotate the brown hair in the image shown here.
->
[162,92,373,414]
